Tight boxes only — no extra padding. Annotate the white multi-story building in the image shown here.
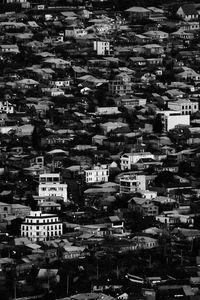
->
[0,101,14,114]
[157,110,190,132]
[120,174,146,194]
[94,41,111,56]
[38,173,68,202]
[85,164,109,183]
[21,211,63,242]
[168,99,198,115]
[120,152,154,171]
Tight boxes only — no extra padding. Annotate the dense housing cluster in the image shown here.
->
[1,0,200,299]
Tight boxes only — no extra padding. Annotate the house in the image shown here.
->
[95,107,120,115]
[85,164,109,184]
[92,135,107,146]
[43,58,71,69]
[115,95,146,109]
[126,7,151,21]
[156,110,190,131]
[38,173,68,202]
[120,152,155,171]
[176,4,199,21]
[142,44,164,56]
[11,204,31,218]
[62,245,86,260]
[94,40,112,56]
[0,202,12,220]
[143,30,169,41]
[50,79,71,89]
[132,236,158,249]
[156,211,194,226]
[65,26,87,38]
[108,79,132,95]
[129,57,146,67]
[16,79,39,89]
[100,122,130,135]
[119,174,146,194]
[171,29,194,40]
[21,211,63,242]
[38,201,61,213]
[0,44,19,54]
[129,197,159,216]
[0,101,14,114]
[168,99,199,115]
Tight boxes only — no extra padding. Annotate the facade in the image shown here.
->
[157,110,190,131]
[176,5,199,21]
[0,101,14,114]
[168,99,198,115]
[21,211,63,242]
[0,44,19,53]
[116,96,146,108]
[0,202,12,220]
[94,41,111,56]
[85,165,109,183]
[120,174,146,194]
[120,152,155,171]
[126,7,151,21]
[38,173,68,202]
[108,80,132,95]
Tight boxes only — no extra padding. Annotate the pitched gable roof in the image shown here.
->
[180,4,198,15]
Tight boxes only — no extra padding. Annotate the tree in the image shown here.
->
[154,171,174,187]
[153,114,163,133]
[31,126,41,150]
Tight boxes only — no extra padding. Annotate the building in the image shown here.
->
[0,44,20,54]
[120,174,146,194]
[0,101,14,114]
[65,27,87,38]
[115,95,146,109]
[38,173,68,202]
[168,99,198,115]
[120,152,155,171]
[144,30,169,41]
[129,198,159,217]
[126,6,151,21]
[21,211,63,242]
[157,110,190,131]
[93,41,111,56]
[0,202,12,220]
[85,165,109,183]
[176,4,199,21]
[11,204,31,219]
[108,80,132,95]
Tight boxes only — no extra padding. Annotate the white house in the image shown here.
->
[95,107,120,115]
[65,27,87,38]
[120,174,146,194]
[0,44,19,54]
[120,152,154,171]
[0,101,14,114]
[94,40,111,56]
[21,211,63,242]
[38,173,68,202]
[168,99,198,115]
[85,164,109,183]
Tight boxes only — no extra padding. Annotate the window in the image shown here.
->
[4,207,7,211]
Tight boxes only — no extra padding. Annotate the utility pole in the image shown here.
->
[66,274,69,295]
[116,265,119,279]
[96,259,99,279]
